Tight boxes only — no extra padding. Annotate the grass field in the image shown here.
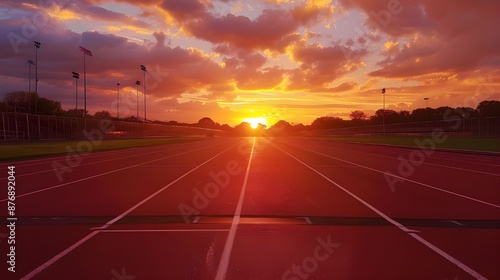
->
[0,137,205,162]
[319,135,500,153]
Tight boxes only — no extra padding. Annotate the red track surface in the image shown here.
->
[0,137,499,279]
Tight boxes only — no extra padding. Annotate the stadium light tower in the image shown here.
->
[26,58,35,113]
[72,72,80,111]
[34,41,41,114]
[135,80,141,122]
[79,46,93,118]
[424,97,429,108]
[117,83,121,119]
[140,65,147,122]
[381,88,386,135]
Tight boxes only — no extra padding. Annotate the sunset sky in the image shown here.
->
[1,0,499,126]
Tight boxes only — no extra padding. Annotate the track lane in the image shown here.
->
[1,139,240,278]
[1,137,498,280]
[276,138,500,208]
[0,139,234,201]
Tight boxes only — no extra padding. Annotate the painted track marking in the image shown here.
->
[271,141,487,280]
[20,141,240,280]
[215,137,255,280]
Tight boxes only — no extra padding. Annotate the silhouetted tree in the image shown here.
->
[94,110,112,119]
[2,91,39,113]
[311,116,345,129]
[477,100,500,117]
[198,117,217,128]
[62,109,87,118]
[37,97,63,115]
[370,109,396,124]
[349,110,368,120]
[268,120,293,136]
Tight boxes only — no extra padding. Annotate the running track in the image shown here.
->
[0,137,499,280]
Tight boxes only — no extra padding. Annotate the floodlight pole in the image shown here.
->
[26,58,35,113]
[117,83,121,119]
[34,41,41,114]
[72,72,80,111]
[135,81,141,122]
[80,46,93,118]
[382,88,386,135]
[140,65,147,122]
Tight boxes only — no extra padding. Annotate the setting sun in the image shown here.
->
[243,117,267,129]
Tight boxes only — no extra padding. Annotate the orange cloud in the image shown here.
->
[286,42,368,90]
[339,0,500,79]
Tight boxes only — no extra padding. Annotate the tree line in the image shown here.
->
[309,100,500,130]
[1,91,499,135]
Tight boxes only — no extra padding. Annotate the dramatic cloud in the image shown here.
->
[339,0,500,78]
[286,42,369,90]
[0,0,498,124]
[160,0,333,52]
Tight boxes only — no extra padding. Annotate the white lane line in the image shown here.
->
[20,141,240,280]
[322,144,500,177]
[0,141,228,203]
[0,140,225,180]
[335,142,500,167]
[448,220,465,226]
[215,137,255,280]
[271,142,488,280]
[98,229,229,233]
[20,231,100,280]
[282,141,500,210]
[0,141,165,168]
[0,148,175,180]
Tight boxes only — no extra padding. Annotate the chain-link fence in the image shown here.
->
[307,117,500,136]
[0,112,227,141]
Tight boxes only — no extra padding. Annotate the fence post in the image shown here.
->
[38,115,41,139]
[2,113,5,141]
[26,113,30,140]
[15,112,19,140]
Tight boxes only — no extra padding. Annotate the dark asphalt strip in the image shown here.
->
[6,215,500,229]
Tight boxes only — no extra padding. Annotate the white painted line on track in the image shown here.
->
[0,140,226,180]
[98,229,229,233]
[283,141,500,210]
[20,231,100,280]
[326,144,500,177]
[0,141,167,168]
[20,141,240,280]
[0,141,229,202]
[215,137,256,280]
[271,142,488,280]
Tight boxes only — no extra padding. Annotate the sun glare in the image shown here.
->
[243,117,267,129]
